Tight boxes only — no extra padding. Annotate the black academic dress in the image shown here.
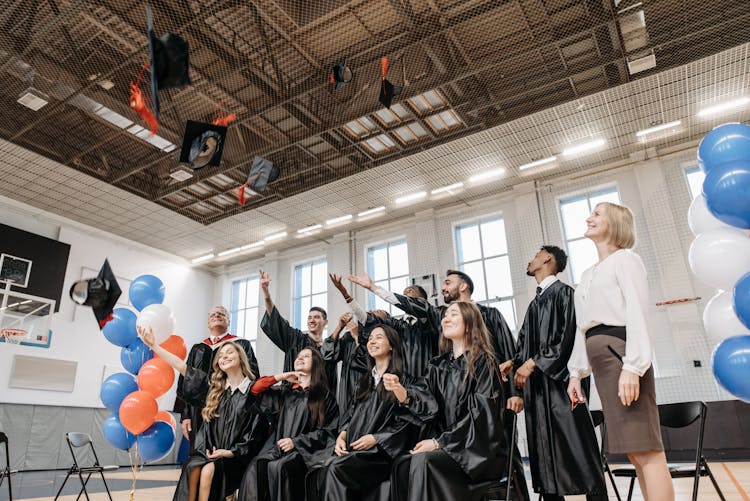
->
[175,337,259,453]
[391,351,507,501]
[513,280,607,497]
[321,331,367,413]
[172,367,268,501]
[260,306,338,392]
[238,380,339,501]
[361,312,439,378]
[308,369,427,501]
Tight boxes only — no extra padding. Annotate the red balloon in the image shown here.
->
[137,358,175,398]
[155,410,177,432]
[157,335,187,360]
[119,390,158,435]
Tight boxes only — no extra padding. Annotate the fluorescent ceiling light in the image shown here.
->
[95,106,133,129]
[696,97,750,117]
[191,254,214,264]
[431,182,464,195]
[240,241,264,251]
[17,88,49,111]
[562,139,606,157]
[635,120,682,137]
[469,168,506,183]
[297,224,323,234]
[395,191,427,204]
[326,214,353,225]
[217,247,242,257]
[519,156,557,170]
[358,206,385,217]
[264,231,287,242]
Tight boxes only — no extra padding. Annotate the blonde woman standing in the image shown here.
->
[567,202,674,500]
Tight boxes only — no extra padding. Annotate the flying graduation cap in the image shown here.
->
[129,6,190,134]
[379,57,402,109]
[179,120,227,169]
[69,259,122,328]
[329,60,353,90]
[236,156,280,205]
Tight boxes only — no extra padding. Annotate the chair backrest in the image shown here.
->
[0,431,9,470]
[66,432,101,467]
[658,401,705,429]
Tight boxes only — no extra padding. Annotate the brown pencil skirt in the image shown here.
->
[587,334,664,454]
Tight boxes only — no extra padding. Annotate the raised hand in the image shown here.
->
[329,273,350,297]
[338,312,353,328]
[347,273,375,291]
[137,325,156,349]
[382,373,408,403]
[259,270,271,294]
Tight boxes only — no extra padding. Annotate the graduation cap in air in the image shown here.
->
[179,120,227,169]
[236,156,280,205]
[329,60,353,90]
[69,259,122,328]
[379,56,402,109]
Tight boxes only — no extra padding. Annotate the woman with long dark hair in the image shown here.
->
[307,324,426,501]
[138,327,268,501]
[239,347,338,501]
[391,301,507,501]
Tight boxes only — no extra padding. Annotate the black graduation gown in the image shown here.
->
[513,280,606,496]
[392,352,507,501]
[173,367,268,501]
[238,382,339,501]
[175,337,259,453]
[261,306,338,392]
[321,331,367,414]
[361,312,439,378]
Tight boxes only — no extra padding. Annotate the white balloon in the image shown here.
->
[688,227,750,290]
[136,304,176,345]
[703,290,750,344]
[687,194,730,236]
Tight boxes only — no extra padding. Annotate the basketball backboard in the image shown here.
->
[0,283,54,348]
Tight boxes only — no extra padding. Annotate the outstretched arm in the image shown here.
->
[260,270,274,314]
[138,326,186,376]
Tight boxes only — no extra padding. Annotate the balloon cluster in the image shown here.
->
[99,275,185,462]
[688,123,750,403]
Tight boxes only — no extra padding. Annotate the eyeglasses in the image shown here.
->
[208,311,228,319]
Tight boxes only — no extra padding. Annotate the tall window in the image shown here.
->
[559,187,621,285]
[293,258,328,330]
[685,166,705,199]
[455,216,517,332]
[367,239,410,315]
[230,275,260,350]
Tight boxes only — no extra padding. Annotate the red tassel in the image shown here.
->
[98,312,114,329]
[381,56,389,79]
[129,62,158,135]
[329,71,335,85]
[236,184,248,205]
[213,113,237,127]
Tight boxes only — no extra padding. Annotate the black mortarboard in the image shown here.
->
[179,120,227,169]
[69,259,122,328]
[236,156,280,205]
[147,6,190,118]
[379,56,402,109]
[329,60,353,90]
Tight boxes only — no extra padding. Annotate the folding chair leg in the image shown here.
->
[604,466,622,501]
[75,471,91,501]
[54,470,72,500]
[703,463,726,501]
[100,470,114,501]
[626,477,635,501]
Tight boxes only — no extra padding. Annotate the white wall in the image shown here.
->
[0,197,218,408]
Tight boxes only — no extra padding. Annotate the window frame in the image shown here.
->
[364,236,410,316]
[291,256,328,330]
[229,274,261,350]
[684,165,705,200]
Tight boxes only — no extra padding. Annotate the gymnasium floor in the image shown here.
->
[5,461,749,500]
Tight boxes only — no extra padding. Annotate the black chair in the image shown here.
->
[54,432,118,501]
[611,401,726,501]
[474,408,524,501]
[590,410,622,501]
[1,432,17,501]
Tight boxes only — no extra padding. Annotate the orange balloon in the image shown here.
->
[137,358,175,398]
[157,335,187,360]
[155,410,177,432]
[119,390,158,435]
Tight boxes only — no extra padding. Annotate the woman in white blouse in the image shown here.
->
[567,202,674,501]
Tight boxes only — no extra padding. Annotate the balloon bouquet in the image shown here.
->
[688,123,750,403]
[98,275,186,492]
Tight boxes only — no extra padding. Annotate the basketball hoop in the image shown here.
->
[1,327,27,345]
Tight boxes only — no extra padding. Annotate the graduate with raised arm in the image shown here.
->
[138,326,268,501]
[390,301,507,501]
[308,324,432,501]
[238,347,339,501]
[259,270,337,390]
[504,246,606,501]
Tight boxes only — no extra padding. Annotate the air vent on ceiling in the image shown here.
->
[17,87,49,111]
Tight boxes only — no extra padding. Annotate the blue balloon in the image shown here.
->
[103,413,136,451]
[120,338,153,375]
[129,275,166,311]
[101,308,138,347]
[697,123,750,173]
[703,160,750,229]
[712,335,750,403]
[100,372,139,412]
[137,421,175,463]
[734,272,750,330]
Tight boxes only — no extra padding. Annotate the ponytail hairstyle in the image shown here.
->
[302,347,330,429]
[202,342,255,421]
[439,301,497,382]
[354,325,404,404]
